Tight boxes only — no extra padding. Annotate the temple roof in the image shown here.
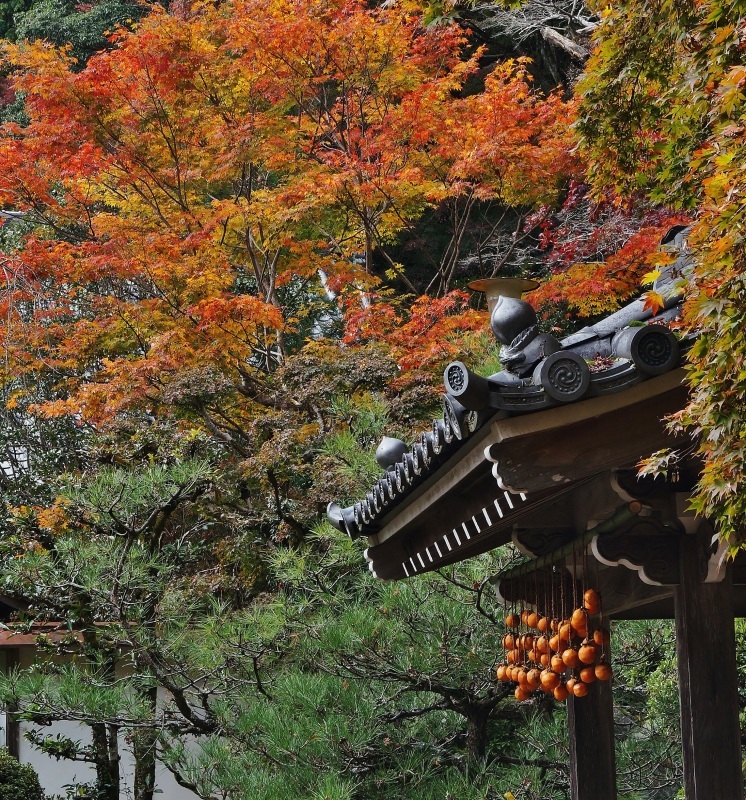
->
[327,229,694,582]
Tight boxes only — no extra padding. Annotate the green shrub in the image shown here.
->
[0,748,45,800]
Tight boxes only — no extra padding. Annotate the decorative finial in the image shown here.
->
[375,437,409,470]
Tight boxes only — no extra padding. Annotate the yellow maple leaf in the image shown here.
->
[643,290,665,314]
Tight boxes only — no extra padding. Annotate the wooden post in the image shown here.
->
[674,535,744,800]
[567,679,617,800]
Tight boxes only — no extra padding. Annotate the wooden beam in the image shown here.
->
[373,371,687,546]
[592,518,683,586]
[599,563,674,618]
[365,482,575,580]
[497,562,677,619]
[486,377,689,494]
[513,526,576,557]
[488,368,686,444]
[674,536,744,800]
[496,566,578,614]
[567,679,617,800]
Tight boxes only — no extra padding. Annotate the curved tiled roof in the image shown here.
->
[328,229,693,571]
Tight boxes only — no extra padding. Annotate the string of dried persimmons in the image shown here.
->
[495,587,612,702]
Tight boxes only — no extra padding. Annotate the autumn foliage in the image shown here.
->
[531,208,690,316]
[580,0,746,546]
[0,0,579,438]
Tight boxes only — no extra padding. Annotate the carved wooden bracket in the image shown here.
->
[591,518,687,586]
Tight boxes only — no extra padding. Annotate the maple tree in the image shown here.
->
[0,0,584,508]
[579,0,746,548]
[0,2,584,793]
[528,184,690,320]
[0,0,577,426]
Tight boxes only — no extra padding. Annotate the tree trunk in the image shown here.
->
[5,649,20,758]
[364,223,374,275]
[133,685,159,800]
[465,707,489,762]
[83,640,120,800]
[91,722,120,800]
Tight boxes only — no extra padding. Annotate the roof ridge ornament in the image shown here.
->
[445,258,688,413]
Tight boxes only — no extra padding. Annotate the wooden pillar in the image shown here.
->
[674,535,744,800]
[567,678,617,800]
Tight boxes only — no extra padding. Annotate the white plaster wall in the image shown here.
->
[5,650,193,800]
[19,720,95,797]
[19,721,188,800]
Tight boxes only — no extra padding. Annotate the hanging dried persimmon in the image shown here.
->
[595,662,613,681]
[578,642,598,665]
[593,627,611,646]
[583,589,601,615]
[554,683,570,702]
[573,681,590,697]
[562,647,581,668]
[579,666,597,684]
[540,669,561,691]
[571,607,587,630]
[526,668,542,690]
[500,580,611,705]
[515,686,531,701]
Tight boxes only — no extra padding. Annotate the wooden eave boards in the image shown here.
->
[365,370,689,581]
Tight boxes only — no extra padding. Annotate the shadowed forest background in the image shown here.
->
[0,0,744,798]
